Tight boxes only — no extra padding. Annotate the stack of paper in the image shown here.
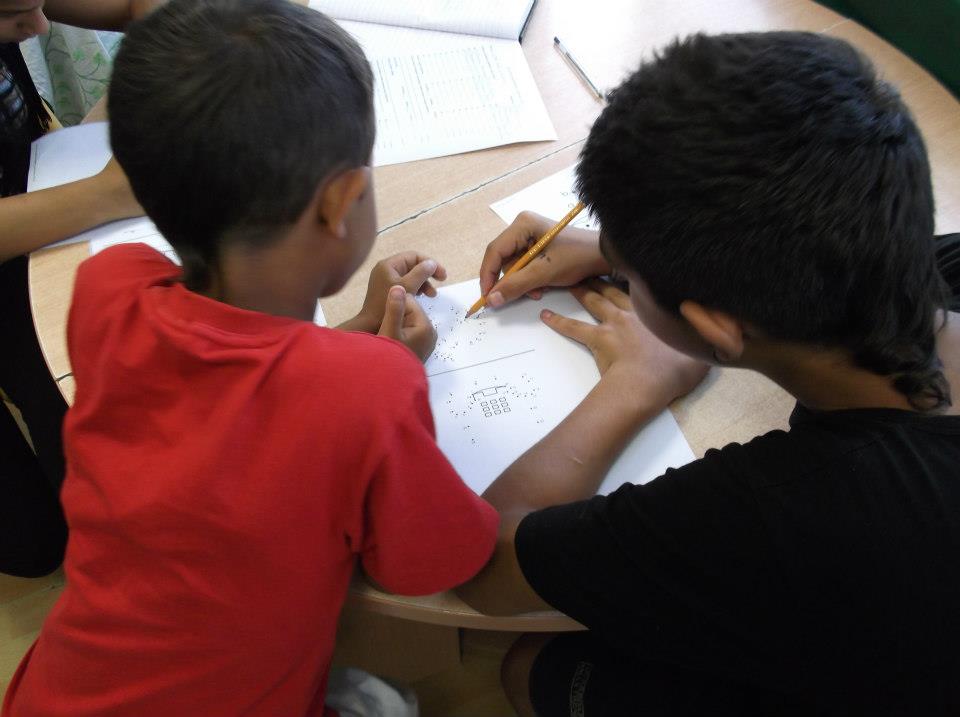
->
[309,0,556,165]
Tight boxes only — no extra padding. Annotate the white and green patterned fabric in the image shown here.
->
[20,24,122,126]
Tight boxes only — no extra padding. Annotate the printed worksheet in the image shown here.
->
[490,164,598,230]
[421,279,694,496]
[340,20,556,166]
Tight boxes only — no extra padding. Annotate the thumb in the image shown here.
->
[377,285,407,339]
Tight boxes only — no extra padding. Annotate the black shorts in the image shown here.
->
[528,632,796,717]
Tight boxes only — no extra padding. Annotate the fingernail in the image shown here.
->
[488,291,504,308]
[424,259,437,273]
[540,309,553,320]
[389,286,405,300]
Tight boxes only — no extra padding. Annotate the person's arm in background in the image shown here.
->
[0,0,166,260]
[41,0,167,29]
[0,158,142,262]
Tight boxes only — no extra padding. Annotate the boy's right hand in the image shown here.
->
[479,211,610,309]
[378,286,437,362]
[353,252,446,332]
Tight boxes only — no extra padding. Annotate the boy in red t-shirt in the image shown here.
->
[2,1,498,715]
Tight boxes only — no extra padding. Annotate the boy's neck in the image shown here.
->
[745,316,960,415]
[198,235,329,323]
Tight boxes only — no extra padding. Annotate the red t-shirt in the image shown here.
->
[3,245,498,717]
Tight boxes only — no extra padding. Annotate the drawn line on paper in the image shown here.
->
[427,348,535,378]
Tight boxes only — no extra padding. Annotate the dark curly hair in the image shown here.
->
[578,32,950,411]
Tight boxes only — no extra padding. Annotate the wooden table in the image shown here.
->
[27,0,960,682]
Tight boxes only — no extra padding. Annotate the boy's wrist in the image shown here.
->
[599,364,671,427]
[336,309,379,333]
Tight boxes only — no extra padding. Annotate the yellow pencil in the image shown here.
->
[466,201,585,318]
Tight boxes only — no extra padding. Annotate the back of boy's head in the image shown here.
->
[578,32,950,410]
[109,0,374,290]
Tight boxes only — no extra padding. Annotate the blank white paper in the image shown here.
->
[490,164,599,231]
[308,0,536,40]
[421,279,695,497]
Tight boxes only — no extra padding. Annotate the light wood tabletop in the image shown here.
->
[27,0,960,638]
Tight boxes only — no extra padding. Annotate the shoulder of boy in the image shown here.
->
[302,329,427,395]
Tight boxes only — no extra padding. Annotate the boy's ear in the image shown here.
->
[679,300,746,362]
[316,166,371,238]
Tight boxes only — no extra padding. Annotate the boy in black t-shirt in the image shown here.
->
[457,32,960,715]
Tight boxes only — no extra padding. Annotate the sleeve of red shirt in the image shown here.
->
[358,352,499,596]
[68,244,180,348]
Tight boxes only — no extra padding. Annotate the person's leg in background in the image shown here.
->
[0,256,68,577]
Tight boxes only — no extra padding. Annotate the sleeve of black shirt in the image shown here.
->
[514,441,791,686]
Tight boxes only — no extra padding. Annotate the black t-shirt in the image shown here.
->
[0,43,48,198]
[516,403,960,714]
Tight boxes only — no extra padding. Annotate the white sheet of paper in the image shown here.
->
[309,0,535,40]
[339,20,556,166]
[490,164,599,230]
[421,279,694,496]
[28,123,111,192]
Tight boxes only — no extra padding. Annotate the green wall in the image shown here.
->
[818,0,959,97]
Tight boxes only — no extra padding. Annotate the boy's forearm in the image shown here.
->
[42,0,140,29]
[482,369,662,513]
[0,178,129,262]
[457,373,664,616]
[335,313,378,333]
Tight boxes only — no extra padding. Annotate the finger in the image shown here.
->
[589,278,633,312]
[401,258,441,294]
[418,280,437,298]
[377,285,407,339]
[478,218,542,294]
[486,260,552,309]
[385,251,443,277]
[526,288,544,300]
[402,294,433,329]
[569,283,617,323]
[539,308,597,347]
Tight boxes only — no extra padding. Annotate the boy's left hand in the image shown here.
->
[345,252,447,333]
[378,286,438,362]
[541,280,709,409]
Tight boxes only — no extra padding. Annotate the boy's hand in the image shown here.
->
[542,280,708,409]
[378,286,437,362]
[479,211,610,309]
[348,252,446,333]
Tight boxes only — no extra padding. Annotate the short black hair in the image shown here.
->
[109,0,374,290]
[578,32,950,410]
